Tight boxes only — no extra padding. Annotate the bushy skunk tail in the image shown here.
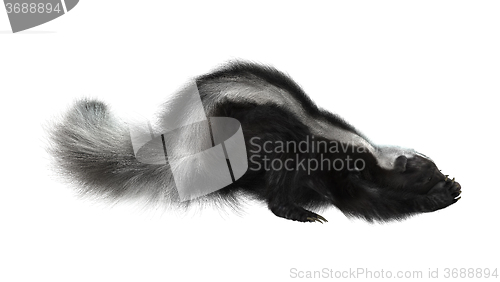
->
[48,99,178,204]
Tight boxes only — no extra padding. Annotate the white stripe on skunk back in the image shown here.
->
[199,73,422,170]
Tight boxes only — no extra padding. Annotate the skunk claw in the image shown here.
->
[307,217,323,224]
[316,215,328,222]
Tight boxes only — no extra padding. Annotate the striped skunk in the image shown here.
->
[48,61,461,223]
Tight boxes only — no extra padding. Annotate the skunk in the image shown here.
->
[49,61,461,223]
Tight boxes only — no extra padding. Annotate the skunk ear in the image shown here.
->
[394,156,408,172]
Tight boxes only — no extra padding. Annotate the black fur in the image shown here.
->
[48,61,461,223]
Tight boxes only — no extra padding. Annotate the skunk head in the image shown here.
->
[383,154,451,193]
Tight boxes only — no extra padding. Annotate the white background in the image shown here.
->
[1,1,499,281]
